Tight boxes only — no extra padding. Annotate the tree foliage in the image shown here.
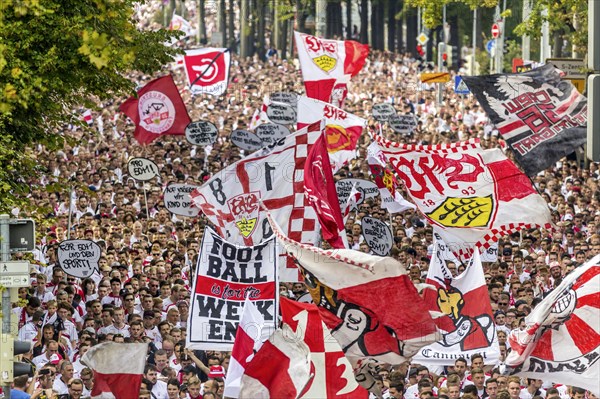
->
[404,0,498,28]
[0,0,180,212]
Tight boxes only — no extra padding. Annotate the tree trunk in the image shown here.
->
[406,7,417,57]
[228,0,235,50]
[346,0,352,39]
[396,0,404,52]
[552,30,562,58]
[449,13,460,68]
[218,0,226,46]
[257,0,266,60]
[327,2,343,39]
[359,0,368,44]
[296,0,307,33]
[281,16,289,59]
[198,0,207,44]
[388,0,397,52]
[371,0,384,50]
[240,0,250,57]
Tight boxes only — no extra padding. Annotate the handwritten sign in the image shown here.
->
[231,129,263,151]
[389,114,418,135]
[185,120,218,146]
[186,227,278,351]
[164,183,200,217]
[57,239,102,278]
[266,102,297,125]
[361,217,393,256]
[372,103,397,122]
[256,123,290,145]
[480,243,498,262]
[271,92,299,107]
[127,157,159,181]
[335,178,379,211]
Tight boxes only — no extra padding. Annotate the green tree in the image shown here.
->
[0,0,180,212]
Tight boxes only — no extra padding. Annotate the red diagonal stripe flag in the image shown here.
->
[81,342,148,399]
[119,75,191,145]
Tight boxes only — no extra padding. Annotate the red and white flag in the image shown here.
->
[297,96,366,171]
[249,96,270,131]
[119,75,191,145]
[375,136,552,262]
[506,255,600,395]
[183,48,231,96]
[294,31,368,104]
[268,215,439,396]
[190,122,321,281]
[239,324,313,399]
[224,298,273,399]
[280,297,369,399]
[413,235,500,365]
[169,13,194,38]
[81,342,148,399]
[304,126,346,249]
[82,109,94,126]
[367,142,416,214]
[342,182,361,222]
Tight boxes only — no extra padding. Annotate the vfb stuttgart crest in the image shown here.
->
[138,91,176,134]
[227,192,260,238]
[303,35,338,73]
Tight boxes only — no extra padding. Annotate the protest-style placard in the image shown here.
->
[255,123,290,145]
[230,129,263,151]
[127,157,159,181]
[388,114,418,135]
[164,183,200,217]
[361,216,393,256]
[57,239,102,278]
[271,92,299,107]
[372,103,397,122]
[185,120,218,146]
[481,243,498,263]
[186,227,278,351]
[335,178,379,210]
[266,102,297,125]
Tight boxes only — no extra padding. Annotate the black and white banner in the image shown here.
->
[463,64,587,176]
[186,227,278,351]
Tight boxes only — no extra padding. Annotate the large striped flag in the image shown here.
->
[81,342,148,399]
[506,255,600,395]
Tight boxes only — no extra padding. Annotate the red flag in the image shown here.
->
[183,48,231,96]
[280,297,369,399]
[304,128,346,249]
[119,75,190,145]
[81,342,148,399]
[239,325,312,399]
[295,32,368,103]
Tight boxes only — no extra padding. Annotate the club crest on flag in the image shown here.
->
[228,192,261,238]
[325,124,352,153]
[138,91,176,134]
[301,34,339,73]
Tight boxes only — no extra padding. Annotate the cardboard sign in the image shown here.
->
[164,183,200,217]
[372,103,397,122]
[186,227,278,351]
[266,102,297,125]
[361,216,393,256]
[271,92,299,107]
[388,114,418,135]
[255,123,290,145]
[57,239,102,278]
[335,178,379,210]
[127,157,159,181]
[185,120,218,146]
[231,129,263,152]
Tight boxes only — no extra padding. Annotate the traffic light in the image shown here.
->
[503,37,511,54]
[0,334,32,385]
[442,52,448,68]
[451,45,460,68]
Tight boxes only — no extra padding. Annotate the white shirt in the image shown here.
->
[18,322,39,342]
[151,379,169,399]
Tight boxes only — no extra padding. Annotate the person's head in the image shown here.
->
[454,357,467,377]
[59,360,74,380]
[486,378,499,399]
[571,387,586,399]
[388,382,404,399]
[80,367,93,389]
[507,377,521,399]
[68,378,84,399]
[187,376,201,397]
[447,382,461,399]
[471,353,484,369]
[154,349,169,371]
[144,364,159,384]
[471,367,485,388]
[546,388,560,399]
[167,378,180,398]
[418,379,434,399]
[38,366,56,388]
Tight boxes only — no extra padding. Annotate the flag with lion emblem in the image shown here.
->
[374,137,552,262]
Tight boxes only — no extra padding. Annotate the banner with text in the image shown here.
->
[187,227,278,351]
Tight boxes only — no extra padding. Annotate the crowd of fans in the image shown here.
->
[4,2,600,399]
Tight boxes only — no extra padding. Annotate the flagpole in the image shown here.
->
[189,48,231,88]
[143,185,150,219]
[67,185,74,239]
